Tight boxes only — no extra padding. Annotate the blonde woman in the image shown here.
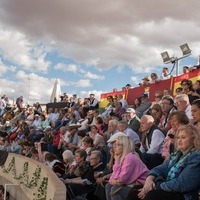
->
[139,125,200,200]
[105,135,149,200]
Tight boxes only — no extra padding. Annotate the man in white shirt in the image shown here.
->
[139,115,165,169]
[175,94,193,120]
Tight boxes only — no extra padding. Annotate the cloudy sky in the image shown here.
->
[0,0,200,104]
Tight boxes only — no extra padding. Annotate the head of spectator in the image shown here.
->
[175,94,190,112]
[162,67,169,75]
[40,114,46,121]
[74,149,87,165]
[117,120,128,132]
[183,66,190,74]
[108,119,118,134]
[86,110,93,119]
[134,97,142,108]
[89,93,95,100]
[150,73,159,83]
[175,87,183,96]
[44,126,52,135]
[193,80,200,93]
[92,109,99,117]
[113,135,135,163]
[126,84,132,89]
[191,99,200,129]
[68,124,79,137]
[181,79,193,92]
[62,149,74,165]
[142,76,150,86]
[106,95,114,105]
[150,104,163,125]
[163,88,171,96]
[161,95,174,114]
[169,111,189,132]
[140,115,155,133]
[81,136,93,150]
[89,150,103,168]
[124,108,136,120]
[176,124,200,153]
[59,126,67,136]
[154,91,163,103]
[107,132,126,143]
[141,93,149,104]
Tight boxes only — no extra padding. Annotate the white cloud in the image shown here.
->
[54,63,79,73]
[84,71,105,80]
[75,79,92,88]
[1,0,200,72]
[0,24,51,73]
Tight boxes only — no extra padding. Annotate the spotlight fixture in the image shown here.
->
[161,51,171,64]
[160,43,192,76]
[180,43,191,56]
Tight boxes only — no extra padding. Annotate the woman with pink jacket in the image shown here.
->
[105,135,149,200]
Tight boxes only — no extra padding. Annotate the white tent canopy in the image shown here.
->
[50,79,62,103]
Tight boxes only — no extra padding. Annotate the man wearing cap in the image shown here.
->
[142,77,150,86]
[32,114,42,129]
[124,108,140,133]
[136,94,151,118]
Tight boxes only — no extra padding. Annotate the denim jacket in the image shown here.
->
[149,150,200,200]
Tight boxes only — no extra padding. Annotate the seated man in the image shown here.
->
[139,115,165,169]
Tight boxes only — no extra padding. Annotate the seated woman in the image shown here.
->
[63,149,95,199]
[105,135,149,200]
[138,124,200,200]
[161,111,189,160]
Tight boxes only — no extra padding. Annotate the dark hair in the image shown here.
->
[162,95,174,105]
[75,149,87,160]
[169,111,189,125]
[192,99,200,108]
[96,116,104,125]
[82,136,93,146]
[45,153,57,162]
[176,87,183,93]
[181,79,193,90]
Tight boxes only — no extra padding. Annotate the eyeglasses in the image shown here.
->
[113,143,123,147]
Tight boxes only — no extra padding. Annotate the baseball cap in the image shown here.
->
[107,132,126,143]
[126,108,136,113]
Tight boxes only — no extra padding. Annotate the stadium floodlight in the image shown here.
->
[180,43,191,56]
[160,43,192,76]
[161,51,171,64]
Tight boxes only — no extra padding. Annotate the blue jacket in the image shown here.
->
[149,150,200,200]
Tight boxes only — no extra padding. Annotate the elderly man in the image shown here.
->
[117,120,140,147]
[139,115,165,169]
[175,94,192,120]
[123,108,140,133]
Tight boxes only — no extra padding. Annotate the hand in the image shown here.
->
[138,176,155,199]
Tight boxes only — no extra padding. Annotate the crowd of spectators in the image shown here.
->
[0,68,200,200]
